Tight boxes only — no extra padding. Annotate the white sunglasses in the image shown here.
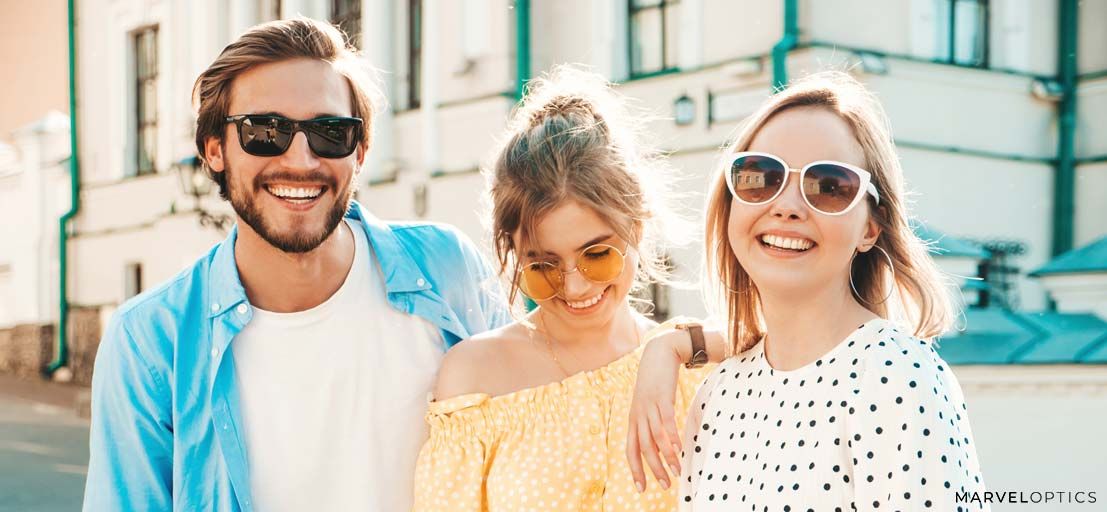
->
[726,151,880,216]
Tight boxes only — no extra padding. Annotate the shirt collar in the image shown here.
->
[205,201,433,319]
[207,225,248,318]
[346,200,433,294]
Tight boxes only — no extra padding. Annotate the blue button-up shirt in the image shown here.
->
[82,202,510,511]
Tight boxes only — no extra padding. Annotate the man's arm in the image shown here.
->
[83,315,174,512]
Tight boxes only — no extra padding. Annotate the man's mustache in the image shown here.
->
[252,171,338,191]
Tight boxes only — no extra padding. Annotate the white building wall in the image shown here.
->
[0,113,72,328]
[60,0,1106,329]
[955,365,1107,505]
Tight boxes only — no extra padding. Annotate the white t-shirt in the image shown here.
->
[232,219,445,511]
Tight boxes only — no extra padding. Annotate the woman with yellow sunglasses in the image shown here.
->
[412,66,713,511]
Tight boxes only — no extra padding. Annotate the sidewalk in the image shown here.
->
[0,373,90,418]
[0,373,90,511]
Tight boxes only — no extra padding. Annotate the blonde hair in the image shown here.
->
[704,71,956,353]
[486,65,690,307]
[192,17,383,199]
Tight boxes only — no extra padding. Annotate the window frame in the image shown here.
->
[942,0,990,68]
[627,0,680,79]
[133,26,159,177]
[330,0,362,48]
[407,0,423,109]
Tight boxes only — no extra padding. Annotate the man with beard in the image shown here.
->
[82,18,508,512]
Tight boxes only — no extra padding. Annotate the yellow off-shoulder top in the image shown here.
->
[413,322,713,512]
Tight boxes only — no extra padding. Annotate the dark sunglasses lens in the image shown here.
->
[306,119,360,158]
[239,116,291,156]
[803,164,862,213]
[730,155,786,204]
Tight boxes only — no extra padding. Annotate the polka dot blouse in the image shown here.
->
[413,330,712,512]
[679,319,988,511]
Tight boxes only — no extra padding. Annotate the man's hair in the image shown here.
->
[191,17,382,199]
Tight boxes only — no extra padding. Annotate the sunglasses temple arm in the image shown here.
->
[866,182,880,205]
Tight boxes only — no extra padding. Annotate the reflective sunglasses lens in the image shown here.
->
[730,155,786,204]
[306,119,360,158]
[520,262,561,300]
[578,245,624,283]
[803,163,862,214]
[239,116,291,156]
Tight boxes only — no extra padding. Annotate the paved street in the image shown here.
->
[0,378,88,512]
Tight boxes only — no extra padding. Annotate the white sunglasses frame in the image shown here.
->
[726,151,881,216]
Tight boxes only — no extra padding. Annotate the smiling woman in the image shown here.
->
[411,65,709,511]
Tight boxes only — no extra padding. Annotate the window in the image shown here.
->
[124,262,143,299]
[258,0,282,22]
[921,0,989,67]
[134,27,158,176]
[628,0,679,77]
[408,0,423,109]
[331,0,361,48]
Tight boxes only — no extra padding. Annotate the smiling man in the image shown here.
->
[82,18,508,512]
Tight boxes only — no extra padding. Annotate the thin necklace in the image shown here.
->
[534,312,642,378]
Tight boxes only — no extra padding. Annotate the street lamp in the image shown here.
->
[673,93,695,126]
[174,155,232,231]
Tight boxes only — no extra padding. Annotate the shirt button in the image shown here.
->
[210,303,220,312]
[589,482,605,495]
[416,278,426,287]
[236,304,249,315]
[211,348,219,359]
[589,425,601,435]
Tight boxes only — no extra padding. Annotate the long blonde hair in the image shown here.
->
[705,71,956,353]
[485,65,690,307]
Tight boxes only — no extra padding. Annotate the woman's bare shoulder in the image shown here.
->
[433,322,534,400]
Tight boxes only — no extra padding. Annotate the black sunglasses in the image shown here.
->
[224,114,363,158]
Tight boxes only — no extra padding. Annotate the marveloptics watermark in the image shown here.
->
[956,491,1098,505]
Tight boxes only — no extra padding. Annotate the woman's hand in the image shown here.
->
[626,329,688,493]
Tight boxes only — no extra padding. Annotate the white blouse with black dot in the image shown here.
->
[679,319,989,511]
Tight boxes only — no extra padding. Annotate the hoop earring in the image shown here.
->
[849,244,895,306]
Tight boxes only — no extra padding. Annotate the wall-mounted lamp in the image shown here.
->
[1030,79,1065,102]
[674,93,695,126]
[174,155,232,231]
[857,52,888,75]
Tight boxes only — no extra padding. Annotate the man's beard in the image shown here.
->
[226,164,355,253]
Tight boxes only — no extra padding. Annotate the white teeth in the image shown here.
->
[761,234,814,251]
[567,292,604,309]
[267,185,323,199]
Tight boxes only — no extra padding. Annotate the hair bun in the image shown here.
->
[529,95,601,126]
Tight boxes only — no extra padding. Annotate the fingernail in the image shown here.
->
[636,481,644,493]
[661,479,670,490]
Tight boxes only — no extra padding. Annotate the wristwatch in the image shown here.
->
[675,323,707,369]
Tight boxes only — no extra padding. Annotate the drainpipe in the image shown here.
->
[1051,0,1078,256]
[515,0,535,311]
[46,0,80,375]
[771,0,798,91]
[515,0,530,100]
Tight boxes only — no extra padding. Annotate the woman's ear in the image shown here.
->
[204,137,225,173]
[859,205,883,251]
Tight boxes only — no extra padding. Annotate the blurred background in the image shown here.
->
[1,0,1105,510]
